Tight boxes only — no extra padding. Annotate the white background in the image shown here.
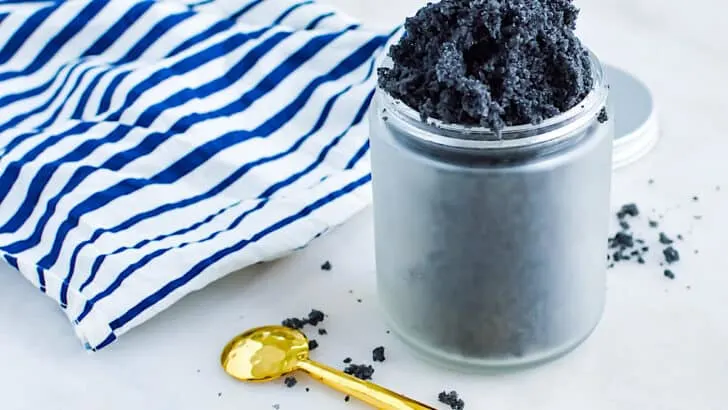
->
[2,0,728,409]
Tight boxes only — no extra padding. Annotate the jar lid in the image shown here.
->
[605,64,660,169]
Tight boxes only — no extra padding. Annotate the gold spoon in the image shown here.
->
[221,325,435,409]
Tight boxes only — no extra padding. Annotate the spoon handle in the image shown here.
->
[296,359,435,409]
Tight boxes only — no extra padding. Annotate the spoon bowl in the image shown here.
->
[221,325,309,382]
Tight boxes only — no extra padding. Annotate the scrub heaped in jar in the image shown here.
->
[378,0,593,133]
[370,0,613,369]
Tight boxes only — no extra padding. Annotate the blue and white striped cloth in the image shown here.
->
[0,0,392,350]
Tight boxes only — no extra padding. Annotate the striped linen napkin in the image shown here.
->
[0,0,393,350]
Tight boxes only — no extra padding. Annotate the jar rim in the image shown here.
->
[378,40,608,151]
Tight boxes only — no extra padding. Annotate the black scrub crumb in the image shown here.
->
[677,234,684,241]
[308,340,319,351]
[305,388,310,392]
[648,179,655,184]
[438,391,465,410]
[284,376,298,388]
[372,346,386,362]
[307,309,325,326]
[386,330,391,334]
[321,261,332,271]
[659,233,673,245]
[612,232,634,248]
[649,220,658,228]
[378,0,593,133]
[597,107,609,123]
[357,298,362,303]
[318,328,327,335]
[282,309,326,330]
[344,364,375,380]
[218,392,222,398]
[663,247,680,264]
[281,317,306,330]
[664,269,675,280]
[692,196,699,202]
[619,220,630,230]
[344,396,350,402]
[617,203,640,218]
[273,405,280,410]
[343,357,352,364]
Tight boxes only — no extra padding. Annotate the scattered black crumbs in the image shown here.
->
[663,247,680,264]
[218,392,222,398]
[597,107,609,124]
[344,363,375,380]
[343,357,352,364]
[305,388,310,392]
[438,391,465,410]
[273,405,280,410]
[648,179,654,185]
[693,196,699,202]
[357,298,363,303]
[694,249,699,254]
[664,270,675,280]
[282,309,326,330]
[284,376,298,388]
[321,261,332,271]
[344,396,350,402]
[281,317,306,330]
[386,330,391,334]
[308,340,319,351]
[609,202,687,280]
[659,233,673,245]
[318,328,328,336]
[372,346,386,362]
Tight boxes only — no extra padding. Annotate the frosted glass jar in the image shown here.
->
[370,51,612,369]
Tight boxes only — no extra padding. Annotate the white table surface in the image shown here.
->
[2,1,728,409]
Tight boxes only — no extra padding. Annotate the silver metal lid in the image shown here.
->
[605,64,660,169]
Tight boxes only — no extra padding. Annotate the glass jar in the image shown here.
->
[370,51,612,369]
